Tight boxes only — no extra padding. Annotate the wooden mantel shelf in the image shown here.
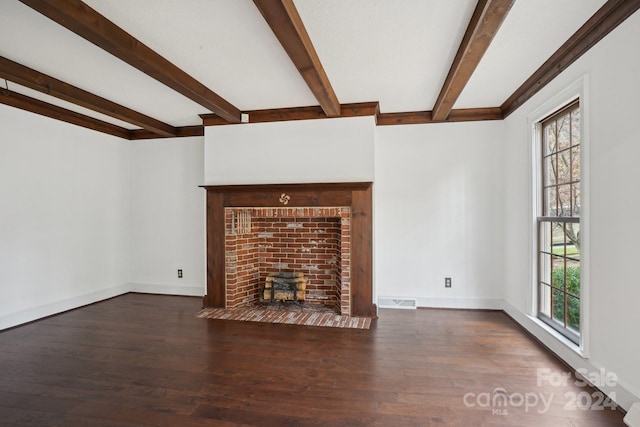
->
[201,182,376,318]
[200,182,372,191]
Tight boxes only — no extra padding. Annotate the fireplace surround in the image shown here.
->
[202,182,376,318]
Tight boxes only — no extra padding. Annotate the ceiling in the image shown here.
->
[0,0,635,139]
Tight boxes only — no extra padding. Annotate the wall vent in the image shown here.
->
[378,296,417,310]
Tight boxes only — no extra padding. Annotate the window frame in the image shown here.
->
[537,101,582,344]
[527,76,590,356]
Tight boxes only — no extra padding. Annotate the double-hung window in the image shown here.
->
[537,100,581,344]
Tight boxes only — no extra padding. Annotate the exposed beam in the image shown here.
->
[432,0,514,121]
[0,56,176,137]
[129,125,204,140]
[0,89,130,139]
[501,0,640,118]
[199,102,502,128]
[19,0,241,123]
[200,102,378,127]
[245,102,374,124]
[253,0,341,117]
[378,107,503,126]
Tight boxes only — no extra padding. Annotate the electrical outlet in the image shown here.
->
[445,277,452,288]
[178,269,183,278]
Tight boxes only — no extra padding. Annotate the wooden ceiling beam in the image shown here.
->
[0,87,207,140]
[432,0,514,121]
[200,102,504,128]
[19,0,241,123]
[201,102,378,127]
[0,56,176,137]
[377,107,502,126]
[253,0,341,117]
[129,125,204,140]
[501,0,640,118]
[0,88,130,139]
[246,102,374,124]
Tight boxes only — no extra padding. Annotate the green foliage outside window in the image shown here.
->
[552,266,580,331]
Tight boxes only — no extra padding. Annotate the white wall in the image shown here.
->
[204,116,375,184]
[375,121,505,309]
[502,11,640,410]
[0,105,131,329]
[129,138,205,296]
[203,114,505,309]
[0,111,206,328]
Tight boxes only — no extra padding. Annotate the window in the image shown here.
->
[537,100,581,344]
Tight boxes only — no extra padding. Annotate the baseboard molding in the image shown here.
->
[415,297,503,310]
[127,282,204,297]
[0,283,131,331]
[503,301,640,412]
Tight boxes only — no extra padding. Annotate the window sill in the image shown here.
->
[527,314,586,359]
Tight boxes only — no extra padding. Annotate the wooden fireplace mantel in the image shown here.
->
[201,182,377,318]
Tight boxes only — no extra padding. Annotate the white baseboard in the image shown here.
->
[503,301,640,412]
[127,282,204,297]
[0,283,130,331]
[415,297,503,310]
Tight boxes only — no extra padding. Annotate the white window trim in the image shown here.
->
[527,75,590,358]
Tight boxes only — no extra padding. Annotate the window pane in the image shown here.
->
[568,295,580,332]
[566,259,580,297]
[557,115,571,151]
[551,256,564,289]
[571,183,581,216]
[571,109,580,147]
[552,221,580,259]
[571,146,581,182]
[552,223,565,257]
[557,184,572,216]
[539,221,551,252]
[545,155,557,187]
[545,122,557,154]
[558,149,571,184]
[552,289,566,325]
[540,284,552,317]
[540,252,551,285]
[566,224,580,261]
[544,187,557,216]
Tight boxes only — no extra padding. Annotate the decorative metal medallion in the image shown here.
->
[279,193,291,205]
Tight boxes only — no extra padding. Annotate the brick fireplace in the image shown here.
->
[202,182,376,318]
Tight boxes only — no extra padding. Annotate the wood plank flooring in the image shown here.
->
[0,293,625,426]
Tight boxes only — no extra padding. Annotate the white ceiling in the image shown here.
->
[0,0,608,130]
[456,0,606,108]
[294,0,478,112]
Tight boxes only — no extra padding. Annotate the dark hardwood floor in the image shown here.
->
[0,293,625,426]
